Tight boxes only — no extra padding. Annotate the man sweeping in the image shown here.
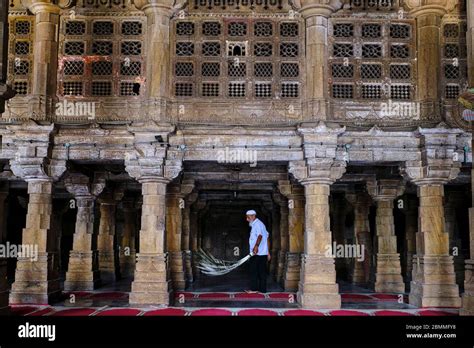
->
[246,210,270,293]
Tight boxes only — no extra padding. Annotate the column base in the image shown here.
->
[99,251,116,284]
[276,250,286,283]
[461,260,474,316]
[409,255,461,308]
[283,252,301,291]
[9,254,61,305]
[169,251,186,291]
[183,250,193,283]
[119,251,136,279]
[375,253,405,293]
[129,253,170,306]
[296,254,341,309]
[64,251,101,291]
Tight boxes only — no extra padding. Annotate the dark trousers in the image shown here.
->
[250,255,267,293]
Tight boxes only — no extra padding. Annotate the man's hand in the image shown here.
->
[267,254,271,262]
[252,245,259,255]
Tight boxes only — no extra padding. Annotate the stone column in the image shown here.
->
[403,196,418,285]
[278,180,304,291]
[182,192,197,284]
[9,180,60,304]
[367,180,405,293]
[130,178,170,305]
[299,0,342,119]
[466,0,474,87]
[297,180,340,308]
[444,191,466,289]
[97,196,118,284]
[346,191,372,286]
[462,168,474,314]
[276,201,289,284]
[134,0,174,119]
[0,184,9,313]
[119,200,138,279]
[331,195,348,280]
[269,202,281,276]
[27,1,61,117]
[63,174,105,291]
[190,199,205,281]
[407,2,448,120]
[409,184,461,307]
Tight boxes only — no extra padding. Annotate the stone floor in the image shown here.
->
[5,272,461,316]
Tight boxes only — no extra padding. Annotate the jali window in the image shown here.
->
[172,18,302,99]
[59,16,145,97]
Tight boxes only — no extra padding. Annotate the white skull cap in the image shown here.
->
[246,210,257,215]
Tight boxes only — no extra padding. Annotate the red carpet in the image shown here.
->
[91,292,128,299]
[28,308,55,316]
[175,292,195,299]
[143,308,187,316]
[237,309,278,316]
[268,292,294,299]
[284,309,325,316]
[341,294,371,299]
[10,306,39,316]
[51,308,97,316]
[374,310,414,316]
[199,293,229,299]
[234,292,265,299]
[329,310,370,316]
[96,309,142,316]
[191,309,233,316]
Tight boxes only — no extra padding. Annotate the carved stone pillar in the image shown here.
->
[466,0,474,86]
[9,180,59,304]
[297,180,340,308]
[278,180,304,291]
[119,200,138,279]
[130,178,170,305]
[367,179,405,293]
[26,1,61,118]
[275,198,289,284]
[97,188,123,284]
[331,195,348,280]
[403,126,462,308]
[406,2,450,120]
[299,0,342,119]
[403,196,418,285]
[64,174,105,291]
[268,201,281,276]
[0,184,9,313]
[461,168,474,315]
[182,192,197,284]
[346,191,372,286]
[444,191,466,290]
[166,180,194,291]
[134,0,174,119]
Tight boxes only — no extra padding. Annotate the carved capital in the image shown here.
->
[400,124,463,185]
[21,0,62,14]
[402,0,457,16]
[366,179,405,202]
[297,0,343,17]
[64,172,106,199]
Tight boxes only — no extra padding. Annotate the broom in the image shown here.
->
[196,248,253,276]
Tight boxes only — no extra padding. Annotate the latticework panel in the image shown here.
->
[58,15,146,98]
[171,17,303,100]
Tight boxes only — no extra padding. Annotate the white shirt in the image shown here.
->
[249,218,269,256]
